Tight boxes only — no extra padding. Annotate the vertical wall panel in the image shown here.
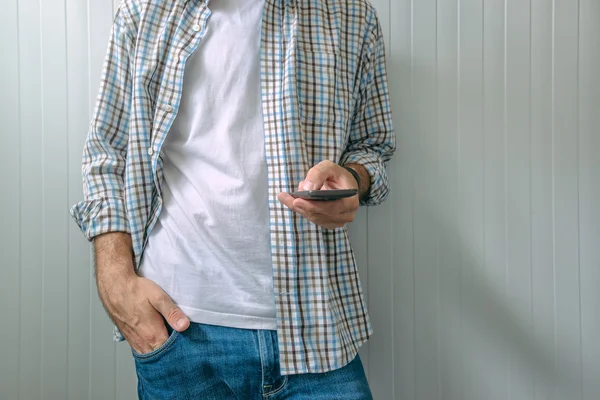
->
[530,0,557,399]
[553,1,583,399]
[390,0,415,398]
[505,1,534,398]
[482,1,508,398]
[458,1,485,399]
[412,0,440,399]
[66,0,92,397]
[579,1,600,400]
[366,0,394,397]
[17,0,44,398]
[40,0,70,398]
[436,0,461,399]
[115,344,138,400]
[0,0,21,397]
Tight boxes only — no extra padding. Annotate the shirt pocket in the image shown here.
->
[296,48,345,128]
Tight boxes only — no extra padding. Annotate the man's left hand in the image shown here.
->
[277,160,360,229]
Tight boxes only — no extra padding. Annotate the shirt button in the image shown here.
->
[192,24,201,32]
[164,104,173,112]
[148,147,154,156]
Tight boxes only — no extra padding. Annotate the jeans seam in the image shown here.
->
[258,331,267,396]
[262,330,287,398]
[262,375,288,398]
[135,369,145,399]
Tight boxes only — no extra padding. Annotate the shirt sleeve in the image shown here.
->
[340,10,396,206]
[70,8,134,240]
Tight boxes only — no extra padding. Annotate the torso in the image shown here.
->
[138,0,277,330]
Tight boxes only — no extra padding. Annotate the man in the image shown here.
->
[71,0,394,398]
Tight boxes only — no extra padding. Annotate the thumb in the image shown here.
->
[302,160,337,190]
[150,291,190,332]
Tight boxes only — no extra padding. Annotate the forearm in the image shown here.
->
[344,163,371,201]
[91,234,190,352]
[94,232,136,283]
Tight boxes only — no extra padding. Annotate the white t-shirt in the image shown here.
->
[138,0,276,330]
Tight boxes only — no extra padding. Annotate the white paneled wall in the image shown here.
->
[1,1,138,399]
[1,0,599,399]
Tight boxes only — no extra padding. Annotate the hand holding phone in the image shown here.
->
[277,161,361,229]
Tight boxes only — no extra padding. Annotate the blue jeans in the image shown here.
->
[132,322,373,399]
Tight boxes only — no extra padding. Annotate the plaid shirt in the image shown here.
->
[71,0,395,375]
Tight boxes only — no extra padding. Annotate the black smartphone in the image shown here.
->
[289,189,358,201]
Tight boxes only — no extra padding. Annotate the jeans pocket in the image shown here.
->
[131,328,179,361]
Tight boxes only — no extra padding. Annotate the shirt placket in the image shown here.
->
[142,0,213,254]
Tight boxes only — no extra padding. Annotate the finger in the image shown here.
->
[277,192,297,210]
[297,204,355,225]
[139,322,170,352]
[149,289,190,332]
[278,192,355,226]
[302,161,338,190]
[309,215,347,229]
[130,329,166,354]
[125,324,164,354]
[279,193,336,225]
[293,198,357,224]
[294,198,358,216]
[130,338,154,355]
[122,309,168,353]
[278,193,313,220]
[307,211,354,226]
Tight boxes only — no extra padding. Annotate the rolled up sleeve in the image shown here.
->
[70,7,134,240]
[70,196,129,241]
[340,10,396,206]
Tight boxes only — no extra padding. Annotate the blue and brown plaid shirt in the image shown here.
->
[71,0,395,375]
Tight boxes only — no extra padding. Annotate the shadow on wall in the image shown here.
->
[386,48,580,398]
[406,144,579,400]
[441,246,577,399]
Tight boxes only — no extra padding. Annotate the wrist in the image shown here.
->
[343,163,370,200]
[343,166,361,189]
